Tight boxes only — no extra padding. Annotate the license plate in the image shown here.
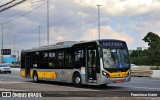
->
[115,80,122,83]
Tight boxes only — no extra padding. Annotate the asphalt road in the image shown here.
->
[0,68,160,98]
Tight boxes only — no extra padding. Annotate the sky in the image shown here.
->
[0,0,160,55]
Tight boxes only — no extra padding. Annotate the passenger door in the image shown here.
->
[86,47,97,83]
[25,53,31,77]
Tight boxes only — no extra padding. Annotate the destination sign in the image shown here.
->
[100,41,126,47]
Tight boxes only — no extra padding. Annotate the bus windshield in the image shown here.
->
[102,48,130,69]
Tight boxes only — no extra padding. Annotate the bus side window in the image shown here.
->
[49,51,56,68]
[32,52,39,68]
[66,49,73,68]
[74,49,84,69]
[39,51,48,68]
[58,50,64,68]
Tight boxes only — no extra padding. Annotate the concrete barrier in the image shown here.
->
[131,66,152,77]
[131,70,153,77]
[131,66,160,78]
[151,70,160,78]
[131,69,160,78]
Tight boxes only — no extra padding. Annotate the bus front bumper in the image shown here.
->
[99,75,131,84]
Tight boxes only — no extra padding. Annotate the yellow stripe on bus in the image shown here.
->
[20,70,25,77]
[106,70,130,78]
[30,71,33,78]
[35,71,57,79]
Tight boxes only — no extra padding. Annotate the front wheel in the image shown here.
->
[73,73,82,87]
[33,72,39,83]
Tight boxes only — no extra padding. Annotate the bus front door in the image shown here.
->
[86,48,97,83]
[25,54,31,77]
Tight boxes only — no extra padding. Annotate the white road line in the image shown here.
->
[131,81,154,84]
[130,81,160,86]
[0,81,28,83]
[116,85,160,90]
[0,75,21,78]
[0,88,24,91]
[131,79,160,82]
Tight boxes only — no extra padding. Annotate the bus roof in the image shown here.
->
[21,39,126,53]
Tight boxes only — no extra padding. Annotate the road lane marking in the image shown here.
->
[115,85,160,90]
[0,88,24,91]
[129,81,160,86]
[0,81,29,84]
[0,75,21,78]
[131,79,160,83]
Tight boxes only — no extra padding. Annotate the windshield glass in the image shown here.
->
[103,48,130,69]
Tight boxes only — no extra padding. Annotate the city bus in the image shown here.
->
[20,39,131,86]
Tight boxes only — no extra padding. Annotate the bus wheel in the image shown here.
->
[73,73,82,87]
[33,72,39,83]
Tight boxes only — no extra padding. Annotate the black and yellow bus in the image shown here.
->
[20,39,131,86]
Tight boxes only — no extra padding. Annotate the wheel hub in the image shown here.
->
[75,77,80,84]
[34,75,37,81]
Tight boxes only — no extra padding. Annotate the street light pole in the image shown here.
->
[1,24,3,63]
[97,4,101,40]
[13,36,15,56]
[38,26,41,47]
[47,0,49,44]
[13,36,15,64]
[17,50,19,64]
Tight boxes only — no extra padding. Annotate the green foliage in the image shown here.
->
[150,66,160,70]
[130,32,160,66]
[143,32,160,47]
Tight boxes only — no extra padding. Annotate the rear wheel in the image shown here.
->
[73,73,82,87]
[33,72,39,83]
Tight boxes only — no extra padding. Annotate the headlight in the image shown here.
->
[128,70,131,74]
[102,71,109,77]
[102,71,106,76]
[126,70,131,76]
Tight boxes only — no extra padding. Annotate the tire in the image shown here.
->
[33,72,39,83]
[73,73,82,87]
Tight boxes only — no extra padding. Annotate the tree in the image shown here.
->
[143,32,160,65]
[143,32,160,48]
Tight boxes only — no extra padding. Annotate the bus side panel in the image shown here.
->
[20,68,26,77]
[30,69,74,83]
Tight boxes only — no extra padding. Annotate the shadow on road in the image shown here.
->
[31,80,124,91]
